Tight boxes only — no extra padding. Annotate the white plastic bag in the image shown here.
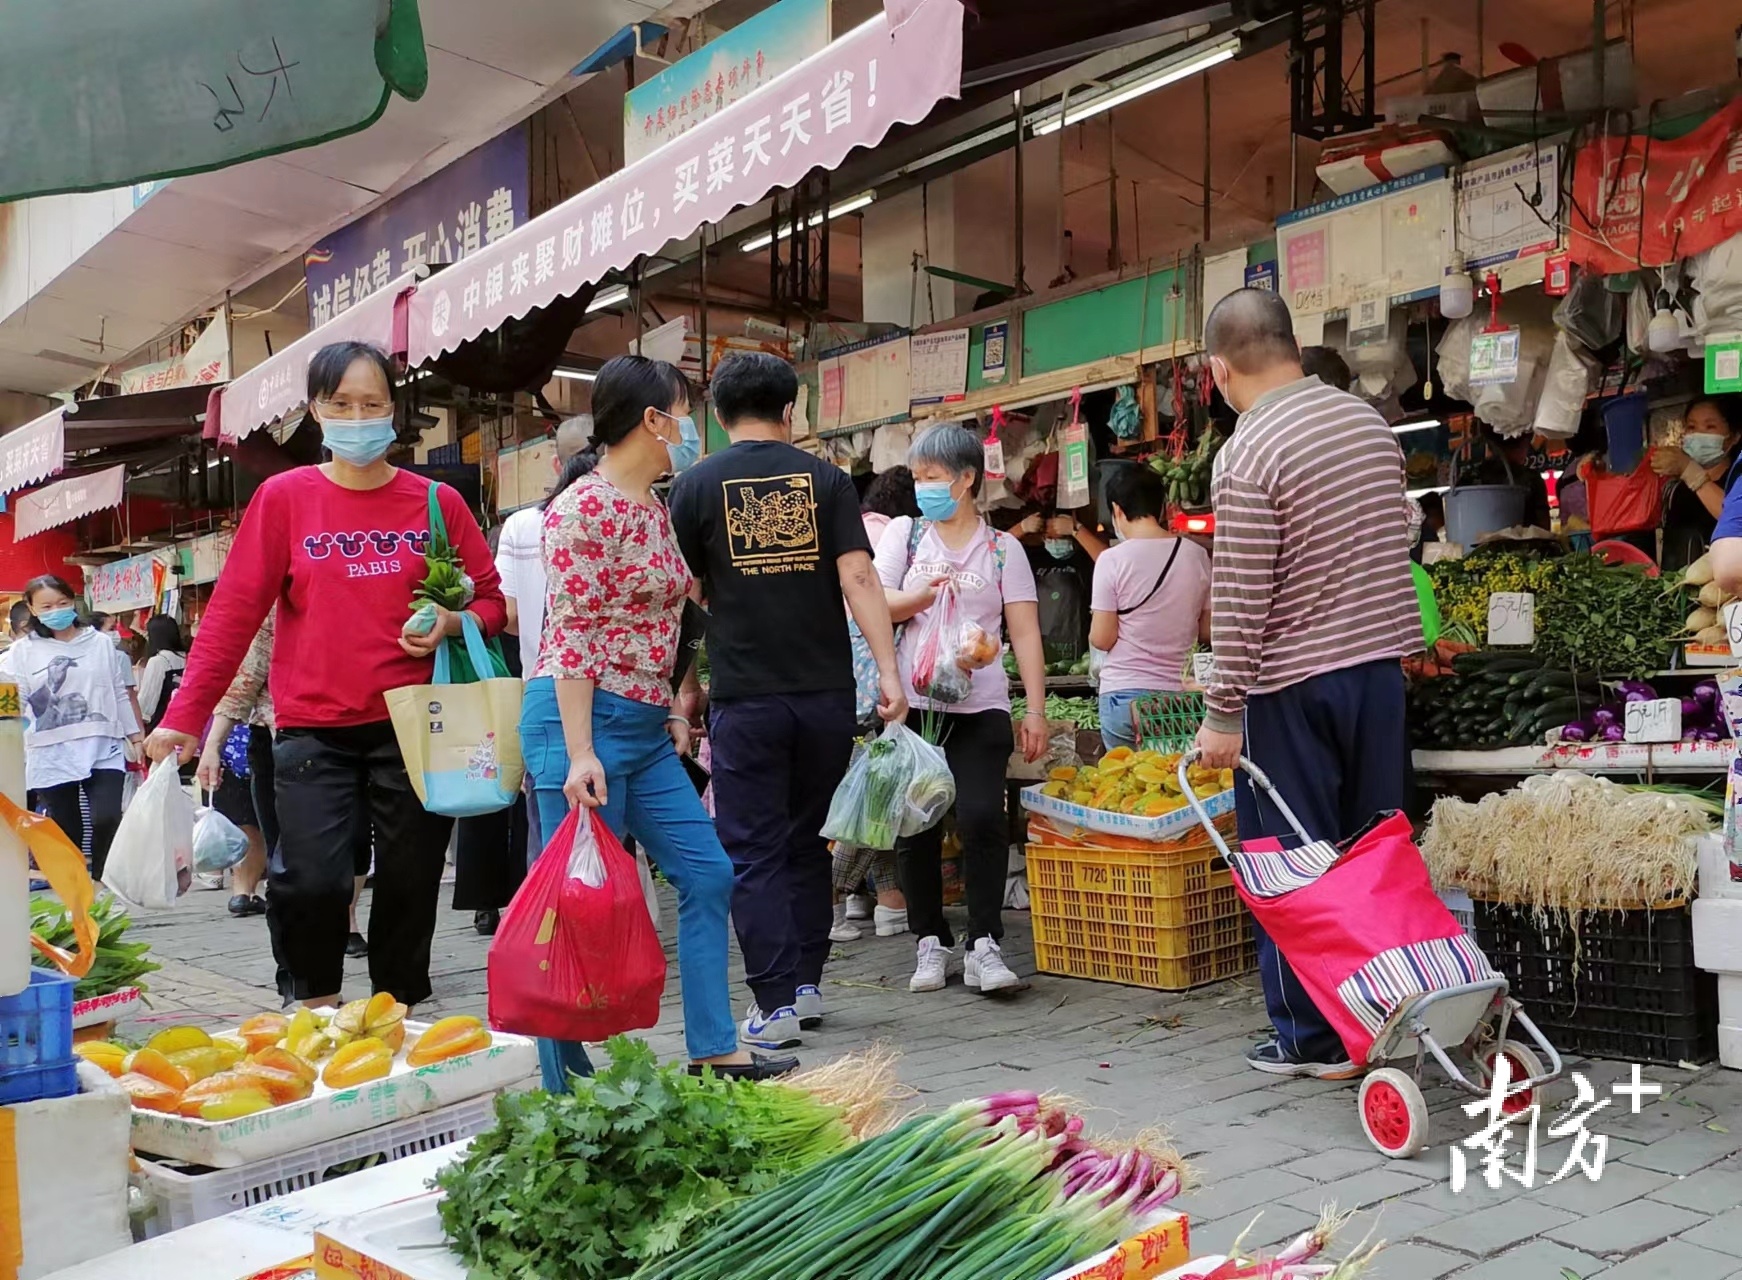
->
[567,810,661,929]
[1533,332,1597,439]
[635,846,661,932]
[102,758,195,908]
[192,800,250,873]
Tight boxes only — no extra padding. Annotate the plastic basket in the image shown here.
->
[1131,693,1205,755]
[1028,838,1255,989]
[1473,900,1715,1065]
[0,969,77,1105]
[133,1092,500,1236]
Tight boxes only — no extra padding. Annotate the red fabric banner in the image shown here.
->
[1569,95,1742,273]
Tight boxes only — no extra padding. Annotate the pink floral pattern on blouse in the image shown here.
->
[533,471,692,707]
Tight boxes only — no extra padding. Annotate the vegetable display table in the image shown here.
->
[1414,740,1733,775]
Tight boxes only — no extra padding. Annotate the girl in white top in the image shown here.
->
[875,424,1049,999]
[2,575,140,876]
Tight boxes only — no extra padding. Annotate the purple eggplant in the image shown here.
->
[1623,689,1654,703]
[1695,681,1720,705]
[1591,707,1619,728]
[1558,723,1590,742]
[1682,697,1707,722]
[1601,723,1627,742]
[1616,679,1656,697]
[1698,727,1727,742]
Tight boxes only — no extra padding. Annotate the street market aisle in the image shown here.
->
[126,888,1742,1280]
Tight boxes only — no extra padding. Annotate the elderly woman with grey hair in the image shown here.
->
[873,423,1049,998]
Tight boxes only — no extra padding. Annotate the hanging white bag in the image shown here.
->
[102,758,195,908]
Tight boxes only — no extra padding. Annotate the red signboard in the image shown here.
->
[1569,96,1742,274]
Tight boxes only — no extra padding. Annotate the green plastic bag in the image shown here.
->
[1412,561,1441,650]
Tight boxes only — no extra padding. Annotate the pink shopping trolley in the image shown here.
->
[1179,753,1562,1158]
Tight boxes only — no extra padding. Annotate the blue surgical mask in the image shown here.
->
[660,412,701,473]
[1683,432,1729,467]
[915,482,960,521]
[1045,538,1076,561]
[36,606,77,632]
[321,416,397,466]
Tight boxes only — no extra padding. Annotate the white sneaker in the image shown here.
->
[741,1004,802,1049]
[874,905,909,937]
[829,902,863,943]
[844,893,873,921]
[964,938,1020,993]
[794,984,824,1029]
[909,936,952,992]
[193,872,225,892]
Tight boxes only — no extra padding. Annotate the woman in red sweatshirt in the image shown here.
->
[146,341,506,1010]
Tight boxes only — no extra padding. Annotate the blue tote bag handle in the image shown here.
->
[432,611,497,686]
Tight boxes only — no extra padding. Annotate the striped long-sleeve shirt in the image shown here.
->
[1204,376,1420,733]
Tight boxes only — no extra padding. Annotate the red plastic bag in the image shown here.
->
[1580,452,1664,537]
[486,807,666,1041]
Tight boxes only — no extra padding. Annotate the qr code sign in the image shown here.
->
[1717,348,1741,382]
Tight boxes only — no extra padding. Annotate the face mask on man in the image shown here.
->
[1683,433,1729,467]
[915,482,960,521]
[1044,538,1076,561]
[321,416,397,466]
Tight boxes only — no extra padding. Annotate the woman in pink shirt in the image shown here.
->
[876,425,1049,999]
[1088,464,1212,750]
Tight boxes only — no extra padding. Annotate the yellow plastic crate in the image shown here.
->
[1028,840,1256,990]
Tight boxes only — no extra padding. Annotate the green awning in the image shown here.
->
[0,0,427,203]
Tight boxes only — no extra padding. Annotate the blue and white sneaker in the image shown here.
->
[741,1004,802,1049]
[794,985,825,1029]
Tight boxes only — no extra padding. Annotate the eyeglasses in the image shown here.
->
[315,398,394,419]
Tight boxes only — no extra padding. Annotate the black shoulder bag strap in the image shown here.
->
[1116,538,1183,617]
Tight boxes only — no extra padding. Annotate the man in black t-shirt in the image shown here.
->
[669,353,906,1052]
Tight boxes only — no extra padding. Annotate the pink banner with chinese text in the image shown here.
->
[0,408,64,495]
[15,465,125,541]
[214,271,420,442]
[407,0,964,365]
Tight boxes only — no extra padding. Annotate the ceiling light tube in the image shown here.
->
[551,368,598,382]
[740,191,877,253]
[585,285,631,313]
[1032,40,1239,136]
[1392,418,1444,435]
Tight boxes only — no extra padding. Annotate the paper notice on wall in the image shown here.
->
[909,329,969,406]
[1292,310,1326,346]
[1202,249,1249,318]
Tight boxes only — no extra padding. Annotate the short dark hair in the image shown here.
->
[8,601,32,636]
[89,611,112,631]
[862,465,919,519]
[23,574,81,639]
[1300,345,1351,392]
[1103,462,1167,522]
[546,355,689,506]
[711,352,798,427]
[1204,288,1300,374]
[307,340,398,408]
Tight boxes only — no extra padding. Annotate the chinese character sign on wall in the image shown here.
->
[623,0,829,165]
[304,123,529,326]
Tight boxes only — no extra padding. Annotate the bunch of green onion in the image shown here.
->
[633,1092,1184,1280]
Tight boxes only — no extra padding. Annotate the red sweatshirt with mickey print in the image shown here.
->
[160,467,506,735]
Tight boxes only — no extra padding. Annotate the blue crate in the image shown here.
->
[0,969,77,1105]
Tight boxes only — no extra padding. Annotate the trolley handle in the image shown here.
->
[1176,750,1314,858]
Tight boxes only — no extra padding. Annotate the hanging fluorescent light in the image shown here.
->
[585,285,631,313]
[1392,419,1444,435]
[740,192,877,253]
[1031,39,1239,136]
[551,368,598,382]
[1407,485,1450,498]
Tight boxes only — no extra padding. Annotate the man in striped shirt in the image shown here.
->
[1194,288,1421,1079]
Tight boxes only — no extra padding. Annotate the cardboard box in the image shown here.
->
[1044,1214,1191,1280]
[7,1062,132,1278]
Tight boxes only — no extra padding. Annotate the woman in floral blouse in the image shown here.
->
[520,354,795,1083]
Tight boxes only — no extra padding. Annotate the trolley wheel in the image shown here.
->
[1359,1068,1430,1159]
[1480,1041,1546,1115]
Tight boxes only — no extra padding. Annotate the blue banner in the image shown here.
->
[305,123,529,326]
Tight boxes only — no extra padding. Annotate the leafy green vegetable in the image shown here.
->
[30,894,158,1000]
[436,1036,852,1280]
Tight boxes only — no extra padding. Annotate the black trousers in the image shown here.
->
[452,794,528,912]
[34,769,126,880]
[269,722,453,1005]
[897,708,1014,949]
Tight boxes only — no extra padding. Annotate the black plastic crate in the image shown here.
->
[1472,901,1716,1066]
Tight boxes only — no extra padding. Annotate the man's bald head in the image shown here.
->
[1204,288,1301,376]
[555,414,593,464]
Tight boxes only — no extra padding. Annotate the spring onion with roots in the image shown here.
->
[633,1093,1188,1280]
[1179,1207,1382,1280]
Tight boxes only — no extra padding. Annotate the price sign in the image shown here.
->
[1723,602,1742,657]
[1624,697,1682,744]
[1191,652,1217,687]
[1487,592,1535,646]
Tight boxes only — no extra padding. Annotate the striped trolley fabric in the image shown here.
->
[1224,811,1496,1062]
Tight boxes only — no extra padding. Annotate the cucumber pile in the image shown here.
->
[1409,650,1601,751]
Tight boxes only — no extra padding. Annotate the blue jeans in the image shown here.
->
[1098,689,1171,751]
[520,678,739,1073]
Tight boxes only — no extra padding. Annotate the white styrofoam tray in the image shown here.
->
[1021,782,1234,843]
[128,1021,535,1168]
[71,986,141,1030]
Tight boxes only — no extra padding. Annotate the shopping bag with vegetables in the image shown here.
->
[101,757,195,909]
[488,808,665,1042]
[909,580,973,704]
[822,722,951,850]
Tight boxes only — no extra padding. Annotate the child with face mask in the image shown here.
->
[146,340,506,1013]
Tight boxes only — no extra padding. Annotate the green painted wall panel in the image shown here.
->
[1021,266,1192,379]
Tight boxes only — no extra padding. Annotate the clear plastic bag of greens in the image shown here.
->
[821,723,930,850]
[899,732,956,837]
